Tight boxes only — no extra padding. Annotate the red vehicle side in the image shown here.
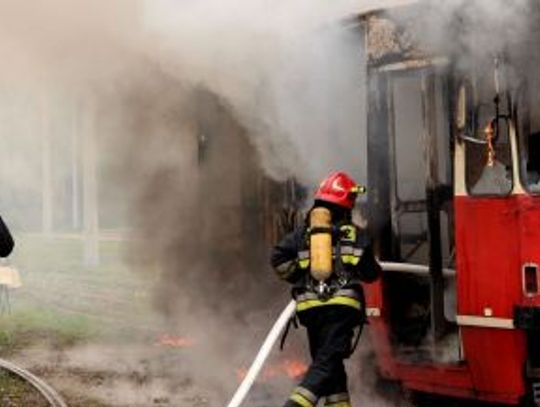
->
[361,4,540,405]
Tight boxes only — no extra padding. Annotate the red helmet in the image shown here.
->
[315,171,365,209]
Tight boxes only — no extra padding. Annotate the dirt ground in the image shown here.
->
[0,368,51,407]
[0,236,512,407]
[0,235,300,406]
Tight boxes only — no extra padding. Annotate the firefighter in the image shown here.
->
[0,216,13,258]
[271,171,381,407]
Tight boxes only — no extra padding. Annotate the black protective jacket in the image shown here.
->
[0,217,13,258]
[271,221,381,312]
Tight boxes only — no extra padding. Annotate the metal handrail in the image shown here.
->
[381,261,456,277]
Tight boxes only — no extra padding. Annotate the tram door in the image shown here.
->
[384,69,457,358]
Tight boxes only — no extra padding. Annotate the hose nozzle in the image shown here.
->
[351,185,367,195]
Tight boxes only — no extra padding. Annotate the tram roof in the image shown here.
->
[357,0,419,16]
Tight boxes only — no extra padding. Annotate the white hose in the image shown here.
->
[226,299,297,407]
[0,358,67,407]
[380,261,456,277]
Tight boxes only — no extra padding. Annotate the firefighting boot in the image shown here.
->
[283,386,318,407]
[283,400,303,407]
[324,392,351,407]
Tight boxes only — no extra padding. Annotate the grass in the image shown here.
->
[0,233,158,353]
[0,307,97,352]
[0,368,50,406]
[0,233,170,406]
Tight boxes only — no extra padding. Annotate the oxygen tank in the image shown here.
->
[309,207,333,281]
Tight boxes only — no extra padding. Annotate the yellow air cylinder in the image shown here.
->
[309,207,333,282]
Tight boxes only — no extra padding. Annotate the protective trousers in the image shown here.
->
[284,305,362,407]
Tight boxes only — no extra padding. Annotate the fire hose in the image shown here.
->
[226,260,454,406]
[0,358,67,407]
[226,299,296,407]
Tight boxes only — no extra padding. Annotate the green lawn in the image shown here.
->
[0,234,160,353]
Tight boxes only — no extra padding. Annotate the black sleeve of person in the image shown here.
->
[270,227,303,283]
[356,236,381,283]
[0,217,14,257]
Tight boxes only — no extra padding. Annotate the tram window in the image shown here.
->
[523,132,540,192]
[466,109,513,196]
[393,75,425,201]
[398,212,428,263]
[517,65,540,193]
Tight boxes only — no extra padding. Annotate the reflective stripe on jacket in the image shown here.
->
[297,245,364,270]
[270,222,381,312]
[295,289,362,312]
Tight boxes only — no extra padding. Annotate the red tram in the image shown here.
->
[360,3,540,405]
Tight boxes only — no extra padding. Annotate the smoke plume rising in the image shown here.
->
[1,0,539,405]
[389,0,536,65]
[0,0,374,405]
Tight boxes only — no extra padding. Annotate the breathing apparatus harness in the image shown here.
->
[281,216,365,353]
[305,224,352,301]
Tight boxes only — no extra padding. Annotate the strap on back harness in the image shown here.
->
[280,313,366,354]
[280,313,298,350]
[309,233,350,300]
[348,322,364,357]
[281,226,365,351]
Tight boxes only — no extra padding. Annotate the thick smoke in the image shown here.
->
[0,0,380,405]
[119,2,372,402]
[141,0,370,184]
[389,0,535,63]
[0,0,370,185]
[1,0,537,405]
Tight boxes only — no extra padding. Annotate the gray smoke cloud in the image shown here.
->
[1,0,539,405]
[389,0,535,63]
[0,0,383,405]
[0,0,373,186]
[141,0,370,185]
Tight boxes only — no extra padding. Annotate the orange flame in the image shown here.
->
[283,359,308,378]
[236,359,308,382]
[156,334,195,348]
